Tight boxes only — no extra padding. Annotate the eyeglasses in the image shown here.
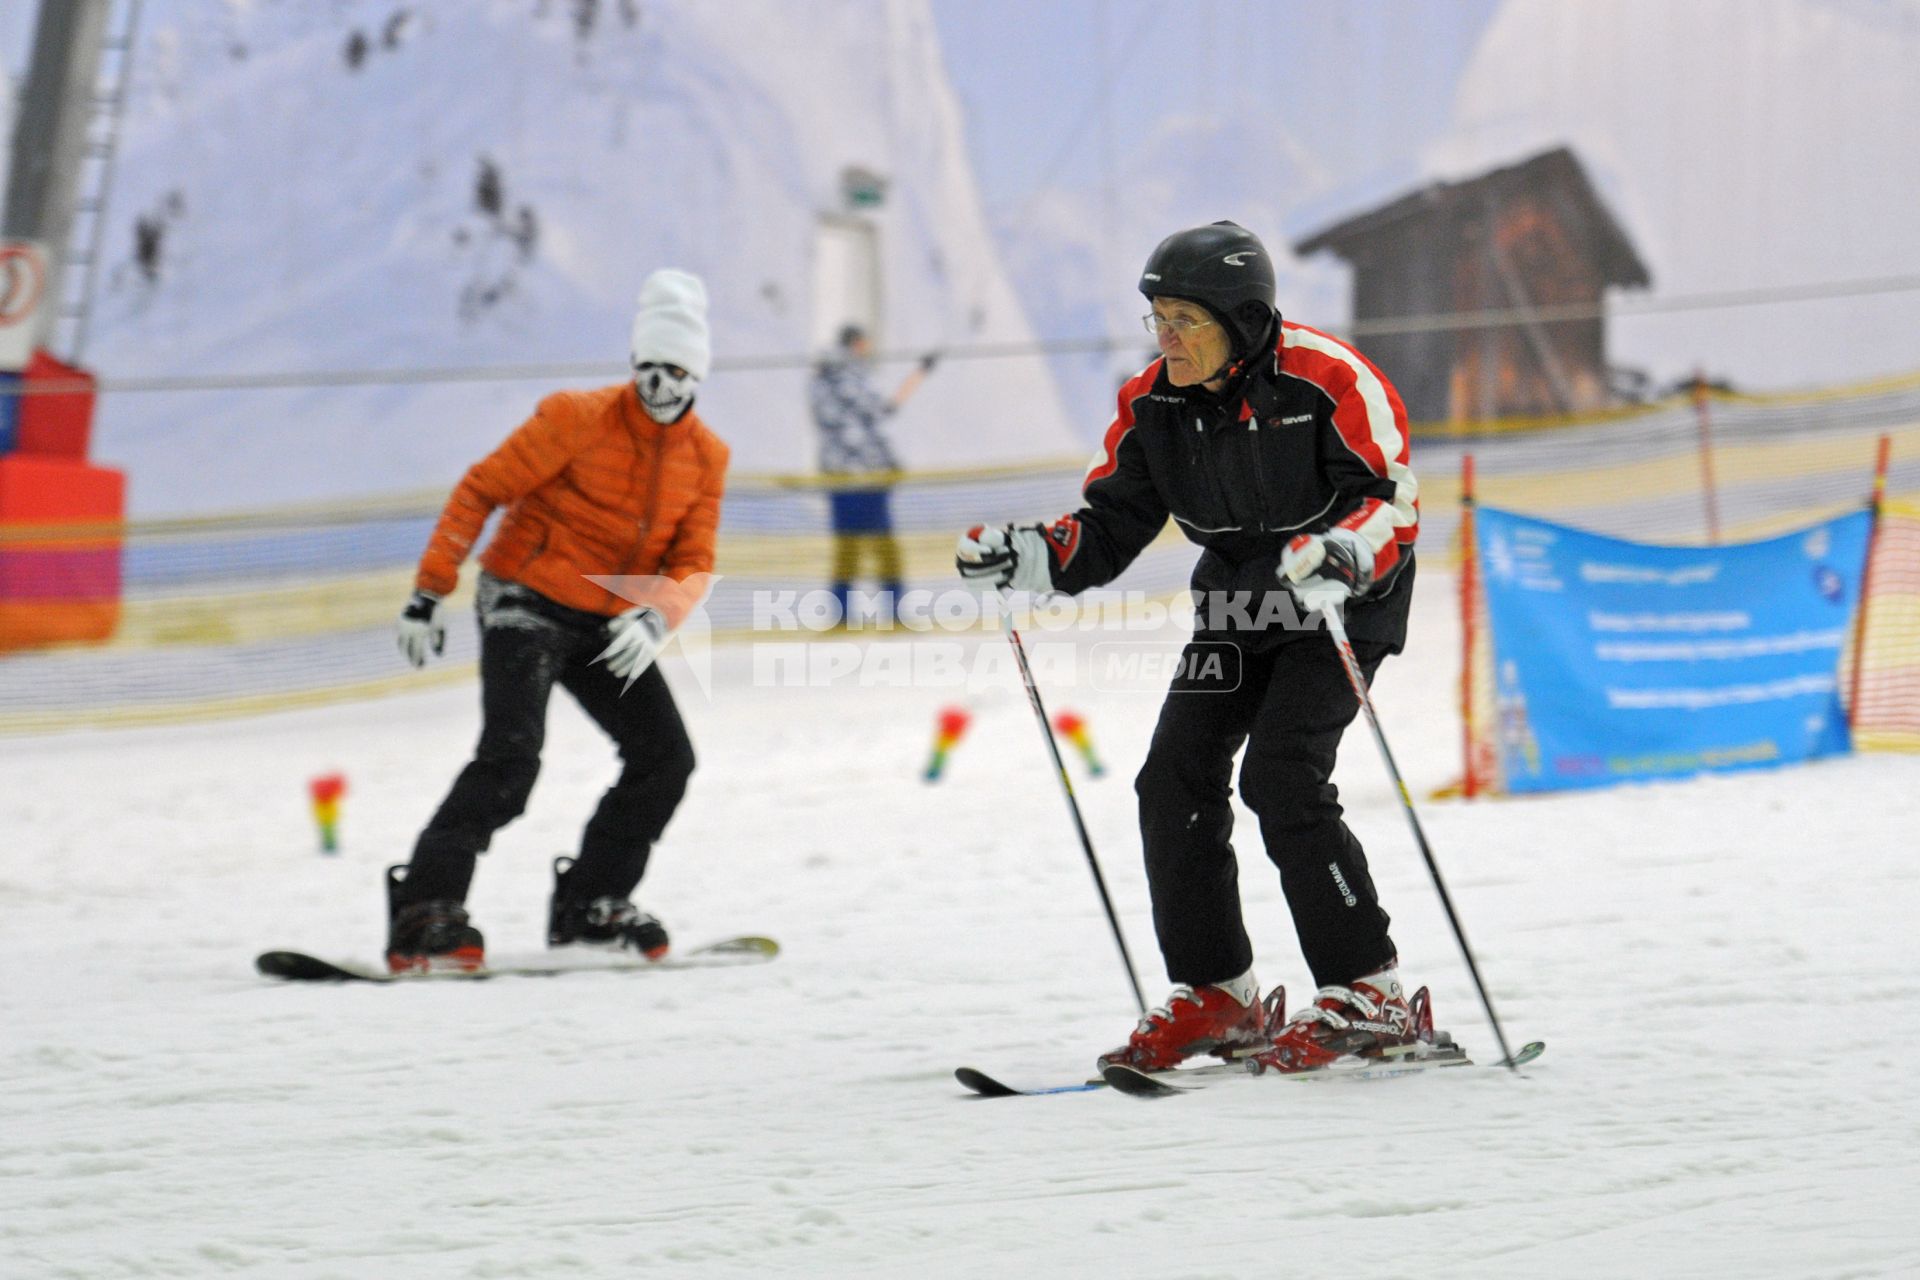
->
[1141,313,1215,337]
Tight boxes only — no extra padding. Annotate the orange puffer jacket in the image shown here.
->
[415,382,728,627]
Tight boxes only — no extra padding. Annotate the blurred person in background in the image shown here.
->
[387,268,729,973]
[809,323,939,625]
[956,221,1425,1076]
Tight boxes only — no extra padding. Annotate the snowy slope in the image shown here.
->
[83,0,1076,514]
[3,571,1916,1277]
[1427,0,1920,391]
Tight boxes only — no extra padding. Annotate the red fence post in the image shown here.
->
[1847,434,1893,735]
[1460,453,1482,798]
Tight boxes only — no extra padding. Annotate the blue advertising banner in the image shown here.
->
[1476,506,1872,793]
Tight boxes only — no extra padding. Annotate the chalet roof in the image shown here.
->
[1294,146,1651,289]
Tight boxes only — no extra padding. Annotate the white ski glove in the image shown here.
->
[1280,527,1375,613]
[396,590,445,668]
[596,605,669,690]
[955,523,1053,594]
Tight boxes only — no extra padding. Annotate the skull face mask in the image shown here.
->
[634,361,699,424]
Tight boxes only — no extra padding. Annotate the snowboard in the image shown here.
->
[255,935,778,983]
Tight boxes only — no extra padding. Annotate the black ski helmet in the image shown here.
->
[1138,221,1277,356]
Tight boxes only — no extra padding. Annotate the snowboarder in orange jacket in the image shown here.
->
[388,268,729,973]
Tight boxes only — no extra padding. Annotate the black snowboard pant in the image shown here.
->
[395,575,694,913]
[1134,635,1396,991]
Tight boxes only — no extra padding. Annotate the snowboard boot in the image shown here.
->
[546,856,670,959]
[1095,974,1278,1072]
[1248,966,1423,1075]
[384,865,485,974]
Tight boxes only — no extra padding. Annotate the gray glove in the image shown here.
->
[595,606,669,691]
[955,524,1052,594]
[1279,527,1375,611]
[396,590,445,668]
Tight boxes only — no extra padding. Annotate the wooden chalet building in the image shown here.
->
[1294,146,1651,424]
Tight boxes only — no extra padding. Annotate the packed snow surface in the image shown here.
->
[3,573,1916,1277]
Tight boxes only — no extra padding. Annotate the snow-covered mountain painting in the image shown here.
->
[11,0,1918,514]
[78,0,1079,514]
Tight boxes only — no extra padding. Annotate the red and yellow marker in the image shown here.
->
[309,772,347,854]
[922,706,972,781]
[1052,709,1106,777]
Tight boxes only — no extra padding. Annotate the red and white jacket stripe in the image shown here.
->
[1275,322,1417,577]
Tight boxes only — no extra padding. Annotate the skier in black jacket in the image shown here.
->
[957,221,1426,1075]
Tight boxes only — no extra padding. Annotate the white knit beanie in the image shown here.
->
[629,269,711,380]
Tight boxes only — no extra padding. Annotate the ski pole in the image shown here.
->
[1316,601,1521,1071]
[1005,620,1149,1017]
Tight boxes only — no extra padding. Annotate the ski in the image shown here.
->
[955,1067,1101,1097]
[954,1060,1251,1098]
[1100,1039,1546,1098]
[255,935,778,983]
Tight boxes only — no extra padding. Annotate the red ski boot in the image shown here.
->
[1248,971,1424,1075]
[1096,982,1279,1072]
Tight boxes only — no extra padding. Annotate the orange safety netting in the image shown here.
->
[1848,501,1920,752]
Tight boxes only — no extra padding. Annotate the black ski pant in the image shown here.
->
[1134,634,1396,991]
[396,575,695,913]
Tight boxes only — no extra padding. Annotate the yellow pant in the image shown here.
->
[831,532,903,585]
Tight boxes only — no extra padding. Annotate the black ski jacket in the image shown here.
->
[1041,319,1419,651]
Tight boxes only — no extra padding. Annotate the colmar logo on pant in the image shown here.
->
[1328,862,1358,907]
